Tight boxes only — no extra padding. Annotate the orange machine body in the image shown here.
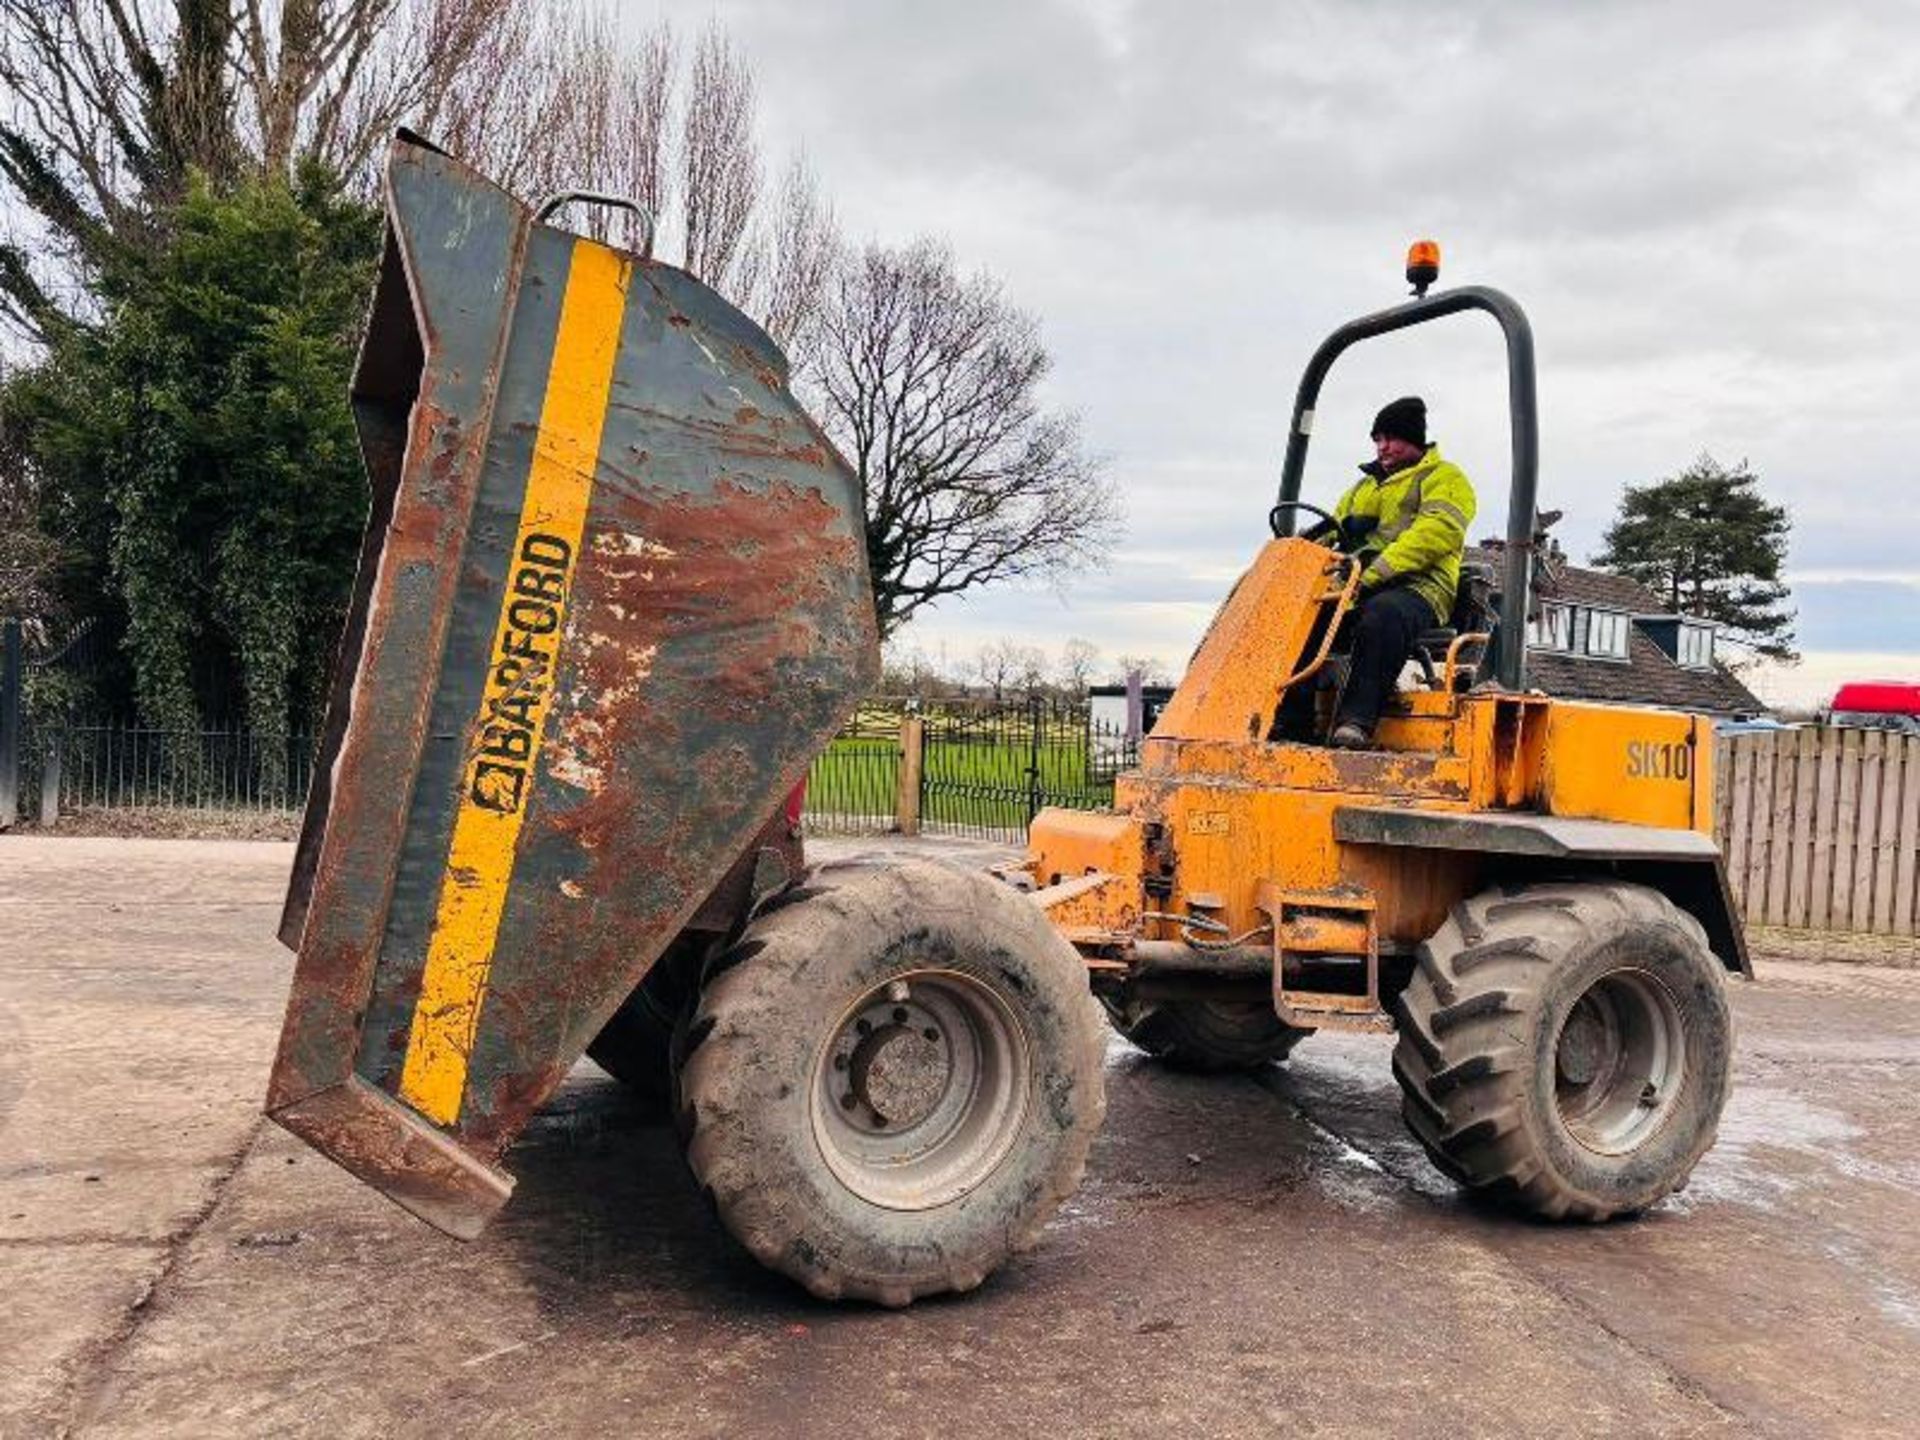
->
[1026,537,1740,1031]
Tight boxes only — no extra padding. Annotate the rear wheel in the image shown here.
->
[678,858,1106,1304]
[1392,880,1733,1220]
[587,935,708,1102]
[1102,995,1310,1071]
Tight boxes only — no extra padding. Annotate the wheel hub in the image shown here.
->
[812,969,1033,1211]
[1553,968,1686,1156]
[1555,1003,1612,1087]
[833,1000,949,1131]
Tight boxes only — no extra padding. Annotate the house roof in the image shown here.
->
[1466,545,1767,717]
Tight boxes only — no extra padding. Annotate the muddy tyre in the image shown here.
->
[1102,996,1309,1071]
[587,936,706,1102]
[678,858,1106,1305]
[1392,880,1733,1220]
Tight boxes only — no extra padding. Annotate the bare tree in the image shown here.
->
[434,8,671,257]
[678,22,759,286]
[470,14,829,341]
[737,154,838,352]
[971,638,1047,705]
[0,0,528,338]
[1055,637,1100,699]
[1,4,838,355]
[809,239,1119,642]
[878,639,955,698]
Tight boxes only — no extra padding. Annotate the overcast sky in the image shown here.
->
[647,0,1919,705]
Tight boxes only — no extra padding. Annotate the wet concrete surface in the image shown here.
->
[3,836,1919,1437]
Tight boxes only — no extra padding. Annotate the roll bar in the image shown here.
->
[1272,285,1538,691]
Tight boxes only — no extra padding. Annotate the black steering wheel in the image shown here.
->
[1268,498,1344,545]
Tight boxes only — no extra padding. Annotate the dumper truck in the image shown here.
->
[271,137,1744,1306]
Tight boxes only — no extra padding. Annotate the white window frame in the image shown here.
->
[1584,608,1631,661]
[1678,621,1715,669]
[1527,601,1572,652]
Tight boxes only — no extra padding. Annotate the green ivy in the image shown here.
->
[5,162,380,772]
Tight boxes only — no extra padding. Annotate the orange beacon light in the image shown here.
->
[1406,240,1440,297]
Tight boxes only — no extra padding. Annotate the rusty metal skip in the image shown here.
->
[267,132,878,1238]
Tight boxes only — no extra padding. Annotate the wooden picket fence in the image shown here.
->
[1715,729,1920,937]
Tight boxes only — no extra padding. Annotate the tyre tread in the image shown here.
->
[678,858,1105,1304]
[1391,878,1730,1222]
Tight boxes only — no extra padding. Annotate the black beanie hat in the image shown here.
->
[1372,395,1427,448]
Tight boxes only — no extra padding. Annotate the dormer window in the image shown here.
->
[1678,621,1715,669]
[1584,608,1631,660]
[1527,601,1630,660]
[1528,601,1573,652]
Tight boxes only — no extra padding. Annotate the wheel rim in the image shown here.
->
[1553,968,1687,1155]
[811,968,1032,1212]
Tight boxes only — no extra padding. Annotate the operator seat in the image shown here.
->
[1410,557,1498,690]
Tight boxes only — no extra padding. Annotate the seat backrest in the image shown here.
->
[1448,557,1498,635]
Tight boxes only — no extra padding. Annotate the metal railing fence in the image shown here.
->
[24,723,319,818]
[801,696,1139,844]
[803,705,905,836]
[10,704,1918,940]
[918,696,1135,841]
[9,697,1140,842]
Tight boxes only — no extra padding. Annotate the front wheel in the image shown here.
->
[1101,995,1310,1071]
[1392,880,1733,1220]
[678,858,1106,1304]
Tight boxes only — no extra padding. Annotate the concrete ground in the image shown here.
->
[3,837,1919,1439]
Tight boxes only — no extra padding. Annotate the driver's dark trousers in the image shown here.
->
[1276,586,1436,740]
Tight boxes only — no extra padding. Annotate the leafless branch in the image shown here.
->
[739,153,839,352]
[678,21,758,287]
[809,240,1120,641]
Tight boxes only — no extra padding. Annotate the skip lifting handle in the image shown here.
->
[533,190,656,258]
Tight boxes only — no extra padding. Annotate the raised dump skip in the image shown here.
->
[268,133,877,1237]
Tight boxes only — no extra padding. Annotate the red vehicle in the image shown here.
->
[1827,680,1920,736]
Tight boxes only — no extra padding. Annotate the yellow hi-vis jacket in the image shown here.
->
[1332,444,1477,622]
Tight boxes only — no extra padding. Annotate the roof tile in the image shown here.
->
[1465,546,1765,716]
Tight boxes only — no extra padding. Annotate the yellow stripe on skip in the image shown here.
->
[399,240,630,1126]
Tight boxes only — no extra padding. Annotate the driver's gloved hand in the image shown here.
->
[1340,515,1379,547]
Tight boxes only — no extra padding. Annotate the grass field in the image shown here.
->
[805,715,1125,837]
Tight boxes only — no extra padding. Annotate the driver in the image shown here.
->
[1293,396,1477,748]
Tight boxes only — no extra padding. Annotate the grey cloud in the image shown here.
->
[657,0,1920,672]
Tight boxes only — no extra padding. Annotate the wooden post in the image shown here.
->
[1765,733,1797,927]
[1852,731,1885,931]
[1872,733,1905,934]
[1728,733,1743,844]
[895,714,924,836]
[1892,735,1920,936]
[1785,726,1818,928]
[38,733,60,828]
[1808,728,1842,931]
[0,619,20,831]
[1832,728,1863,931]
[1741,733,1776,923]
[1725,735,1755,914]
